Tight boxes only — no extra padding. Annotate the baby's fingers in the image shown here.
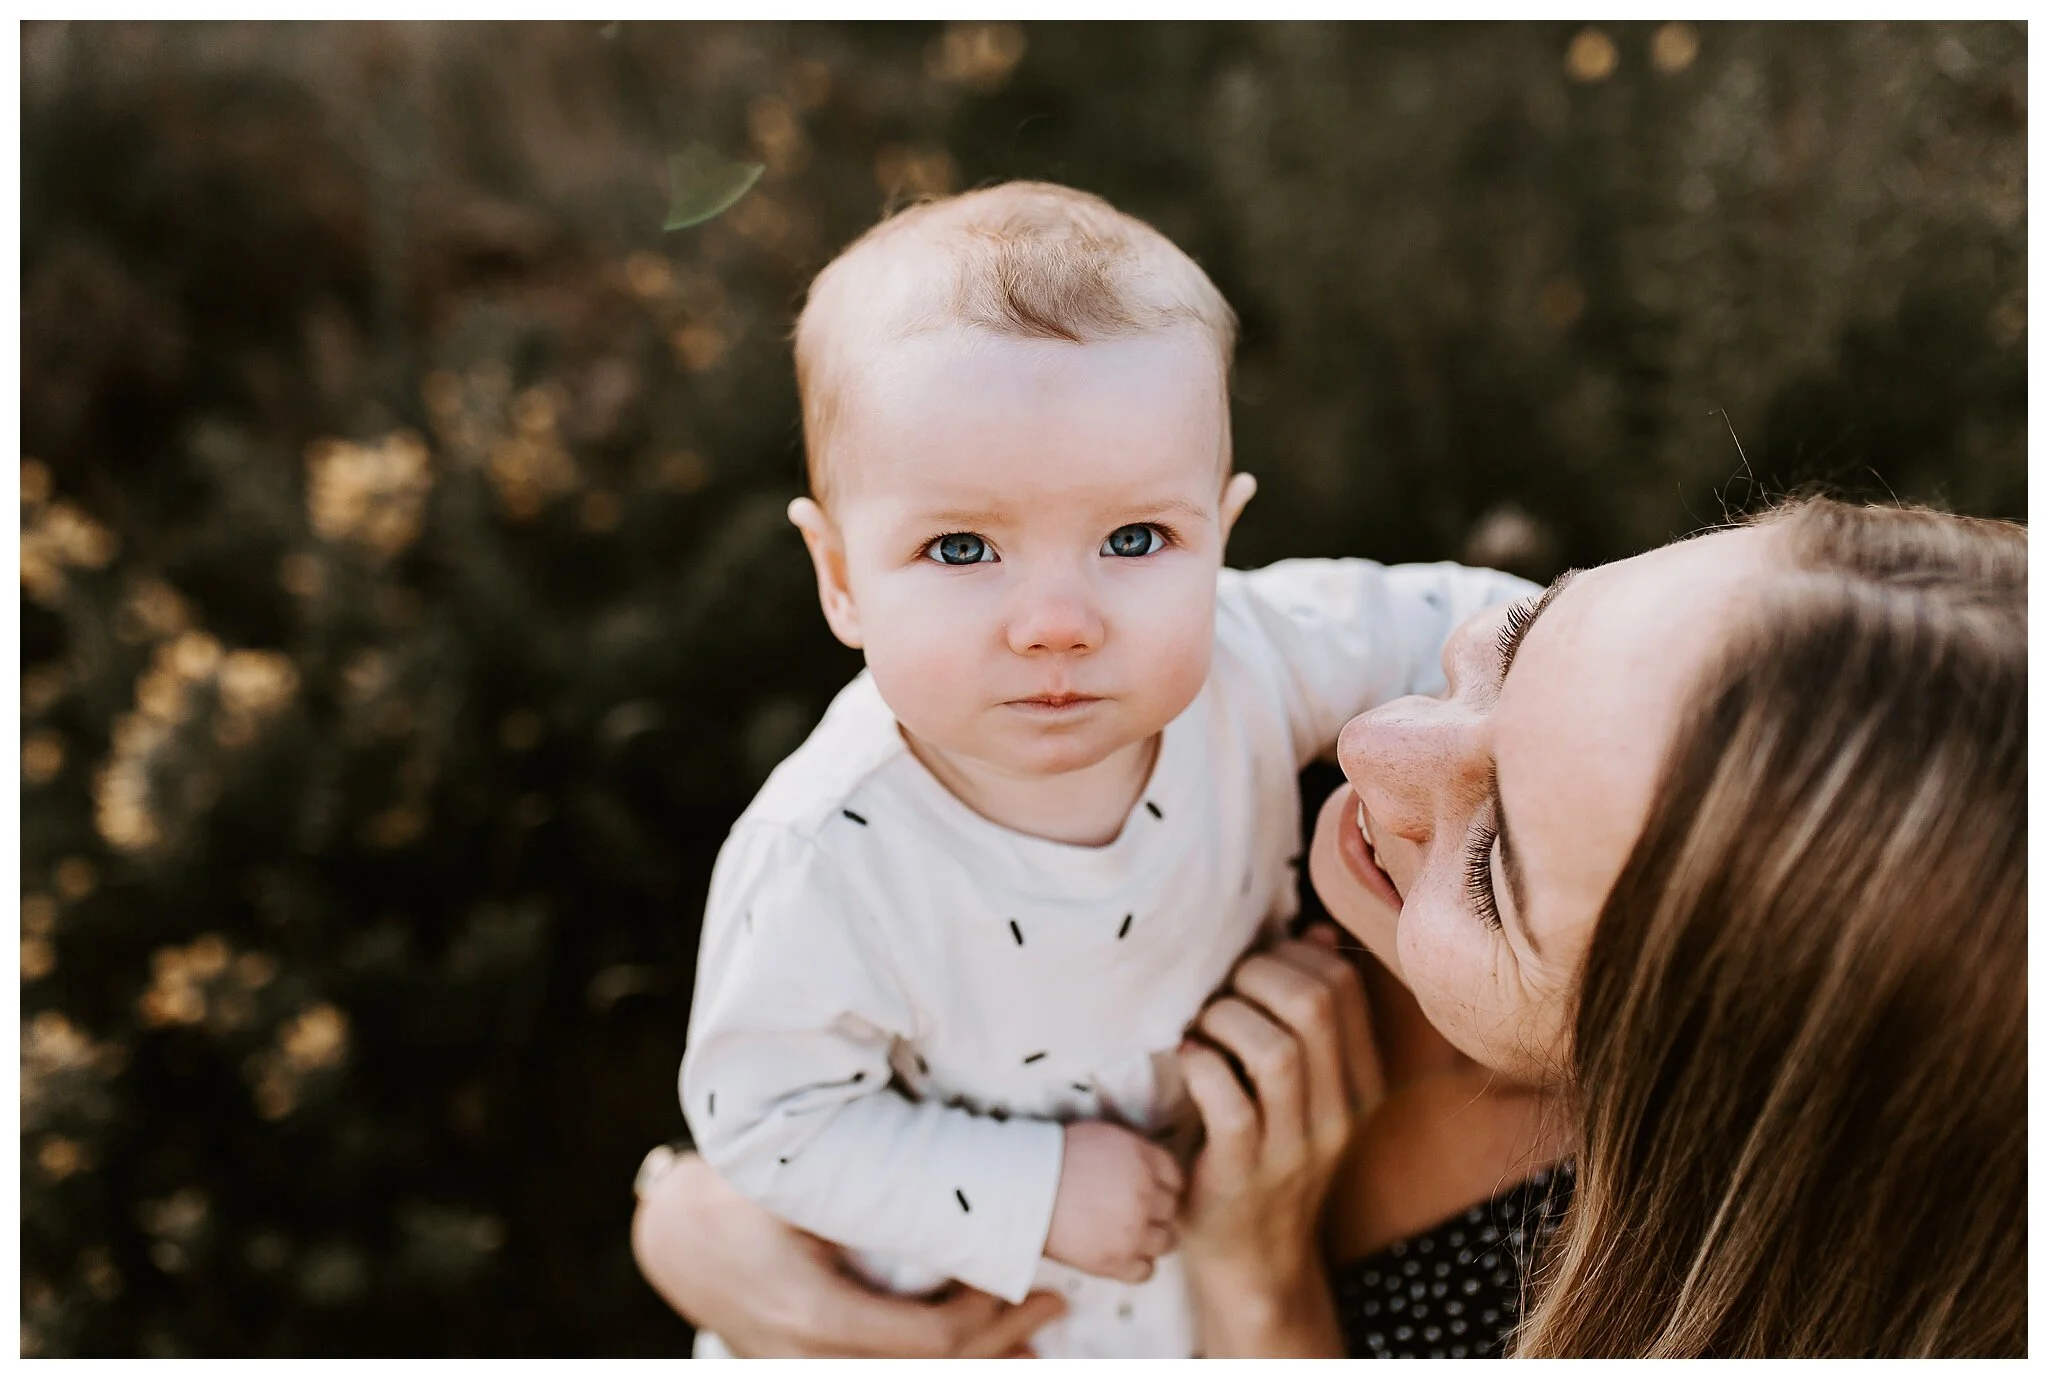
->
[1142,1140,1185,1199]
[1110,1254,1157,1286]
[1138,1218,1179,1261]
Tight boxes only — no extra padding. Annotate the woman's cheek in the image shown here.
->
[1396,902,1495,1058]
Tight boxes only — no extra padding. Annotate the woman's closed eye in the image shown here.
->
[1463,820,1504,931]
[1463,577,1578,935]
[923,531,998,565]
[1101,523,1169,558]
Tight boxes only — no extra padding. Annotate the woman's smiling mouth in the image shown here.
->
[1336,788,1404,910]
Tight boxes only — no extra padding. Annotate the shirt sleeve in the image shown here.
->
[1221,558,1542,768]
[681,823,1065,1304]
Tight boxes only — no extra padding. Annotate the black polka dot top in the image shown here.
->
[1331,1163,1575,1360]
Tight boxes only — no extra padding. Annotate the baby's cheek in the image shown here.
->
[861,611,985,739]
[1128,590,1217,706]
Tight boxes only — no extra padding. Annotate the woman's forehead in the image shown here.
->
[1493,527,1776,953]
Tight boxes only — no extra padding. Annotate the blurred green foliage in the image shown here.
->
[18,20,2025,1357]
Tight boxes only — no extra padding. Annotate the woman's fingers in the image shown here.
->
[814,1283,1062,1359]
[1283,929,1384,1119]
[1178,1040,1259,1182]
[1229,949,1349,1154]
[1195,995,1308,1160]
[952,1289,1069,1359]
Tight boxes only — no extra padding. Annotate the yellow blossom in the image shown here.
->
[22,730,65,784]
[280,1003,350,1072]
[54,856,96,901]
[305,431,433,560]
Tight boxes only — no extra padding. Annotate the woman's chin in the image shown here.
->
[1308,786,1403,963]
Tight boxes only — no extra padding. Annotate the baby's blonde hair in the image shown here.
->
[794,181,1238,504]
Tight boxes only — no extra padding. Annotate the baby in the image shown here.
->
[680,182,1533,1357]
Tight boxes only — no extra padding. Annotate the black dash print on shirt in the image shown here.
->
[990,1106,1009,1122]
[955,1188,971,1213]
[707,1091,715,1116]
[1008,919,1024,946]
[915,1054,929,1075]
[1117,913,1133,939]
[1144,800,1163,820]
[778,1156,789,1165]
[850,1070,866,1083]
[1071,1082,1090,1094]
[841,809,868,826]
[1118,1301,1134,1321]
[1023,1051,1047,1065]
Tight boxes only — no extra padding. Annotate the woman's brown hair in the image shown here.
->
[1517,498,2026,1357]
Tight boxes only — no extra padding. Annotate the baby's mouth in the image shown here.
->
[1005,693,1101,712]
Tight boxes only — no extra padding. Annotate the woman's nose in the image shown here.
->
[1336,695,1487,843]
[1005,575,1105,656]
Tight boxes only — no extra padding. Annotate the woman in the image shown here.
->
[633,498,2026,1357]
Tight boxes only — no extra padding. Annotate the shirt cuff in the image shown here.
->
[947,1115,1066,1304]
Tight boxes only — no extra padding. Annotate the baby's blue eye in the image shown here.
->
[1102,524,1165,558]
[926,532,995,565]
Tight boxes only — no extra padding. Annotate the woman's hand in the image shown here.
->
[631,1148,1067,1357]
[1176,926,1385,1357]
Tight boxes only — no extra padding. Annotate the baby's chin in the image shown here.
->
[956,719,1156,779]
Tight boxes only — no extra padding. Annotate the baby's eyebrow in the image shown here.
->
[906,498,1213,529]
[913,507,1009,529]
[1131,498,1213,524]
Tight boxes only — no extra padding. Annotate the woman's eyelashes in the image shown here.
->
[923,532,997,565]
[1101,523,1169,558]
[1493,596,1537,668]
[1463,823,1505,930]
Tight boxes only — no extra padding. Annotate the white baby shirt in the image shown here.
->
[680,557,1536,1357]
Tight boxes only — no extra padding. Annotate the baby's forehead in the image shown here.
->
[860,323,1221,405]
[829,328,1229,508]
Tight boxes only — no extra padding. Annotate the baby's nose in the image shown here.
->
[1007,584,1105,655]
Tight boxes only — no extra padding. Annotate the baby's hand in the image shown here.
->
[1042,1121,1185,1284]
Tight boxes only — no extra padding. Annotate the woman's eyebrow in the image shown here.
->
[1495,568,1580,939]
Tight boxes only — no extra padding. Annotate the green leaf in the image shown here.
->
[662,145,766,231]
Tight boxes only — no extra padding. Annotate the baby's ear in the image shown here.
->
[787,497,863,649]
[1219,472,1258,544]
